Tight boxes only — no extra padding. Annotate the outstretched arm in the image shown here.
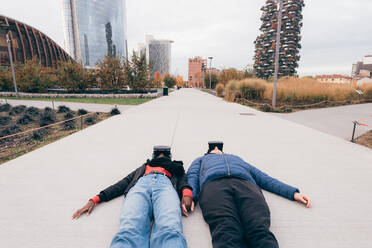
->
[248,162,311,207]
[179,176,194,217]
[72,167,141,219]
[174,163,195,217]
[186,157,202,202]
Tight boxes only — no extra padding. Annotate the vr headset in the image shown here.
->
[152,145,172,159]
[207,141,224,153]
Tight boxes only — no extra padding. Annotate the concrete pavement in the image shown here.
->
[272,103,372,140]
[0,99,132,113]
[0,88,371,248]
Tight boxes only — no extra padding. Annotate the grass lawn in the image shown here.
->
[0,96,155,105]
[356,131,372,149]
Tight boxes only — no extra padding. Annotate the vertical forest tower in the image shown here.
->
[253,0,305,79]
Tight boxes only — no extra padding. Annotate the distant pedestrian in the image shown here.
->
[186,141,311,248]
[73,146,193,248]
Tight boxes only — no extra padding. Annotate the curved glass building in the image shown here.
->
[0,15,72,68]
[61,0,128,67]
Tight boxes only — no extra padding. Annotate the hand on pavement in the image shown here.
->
[181,196,194,217]
[72,200,96,219]
[294,192,311,208]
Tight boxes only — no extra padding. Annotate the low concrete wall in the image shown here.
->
[0,92,160,99]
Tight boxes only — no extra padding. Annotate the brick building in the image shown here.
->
[188,56,207,88]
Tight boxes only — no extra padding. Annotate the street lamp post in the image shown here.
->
[1,23,19,97]
[201,63,206,88]
[6,33,19,97]
[272,0,283,108]
[208,56,213,89]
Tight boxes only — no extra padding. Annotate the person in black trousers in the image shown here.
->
[186,141,311,248]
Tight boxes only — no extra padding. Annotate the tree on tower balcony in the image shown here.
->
[253,0,305,79]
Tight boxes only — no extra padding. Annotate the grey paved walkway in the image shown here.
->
[0,99,132,113]
[272,103,372,140]
[0,89,371,248]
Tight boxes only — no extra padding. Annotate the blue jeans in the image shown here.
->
[110,174,187,248]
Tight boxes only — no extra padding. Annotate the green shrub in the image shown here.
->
[44,107,53,113]
[63,112,76,130]
[0,124,22,138]
[10,105,27,115]
[163,74,177,88]
[259,104,272,112]
[78,109,88,115]
[58,105,71,113]
[25,107,41,117]
[85,116,96,125]
[110,108,120,116]
[17,114,34,125]
[280,107,293,113]
[32,129,48,140]
[0,104,11,112]
[40,110,56,127]
[0,116,11,126]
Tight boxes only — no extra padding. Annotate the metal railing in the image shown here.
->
[0,112,96,163]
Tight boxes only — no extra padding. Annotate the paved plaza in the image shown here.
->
[272,103,372,140]
[0,88,371,248]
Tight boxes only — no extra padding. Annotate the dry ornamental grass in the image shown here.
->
[223,77,372,110]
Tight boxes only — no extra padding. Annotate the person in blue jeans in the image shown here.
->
[72,146,194,248]
[187,141,311,248]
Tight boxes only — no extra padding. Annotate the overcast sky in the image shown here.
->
[1,0,371,79]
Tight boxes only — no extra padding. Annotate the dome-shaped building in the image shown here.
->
[0,15,73,68]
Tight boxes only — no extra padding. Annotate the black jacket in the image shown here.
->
[98,158,191,202]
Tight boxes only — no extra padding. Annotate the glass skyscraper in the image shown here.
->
[61,0,127,67]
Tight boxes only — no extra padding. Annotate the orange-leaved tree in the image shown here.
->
[153,71,163,88]
[176,76,184,87]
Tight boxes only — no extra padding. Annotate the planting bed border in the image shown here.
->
[235,97,372,112]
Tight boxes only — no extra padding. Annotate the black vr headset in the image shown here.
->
[207,141,224,153]
[152,145,172,159]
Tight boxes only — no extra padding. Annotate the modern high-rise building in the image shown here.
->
[61,0,128,67]
[143,35,173,77]
[137,43,146,58]
[254,0,305,79]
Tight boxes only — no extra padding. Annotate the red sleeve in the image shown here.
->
[182,188,193,198]
[90,195,100,204]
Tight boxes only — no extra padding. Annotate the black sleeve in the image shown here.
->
[98,167,139,202]
[176,172,192,198]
